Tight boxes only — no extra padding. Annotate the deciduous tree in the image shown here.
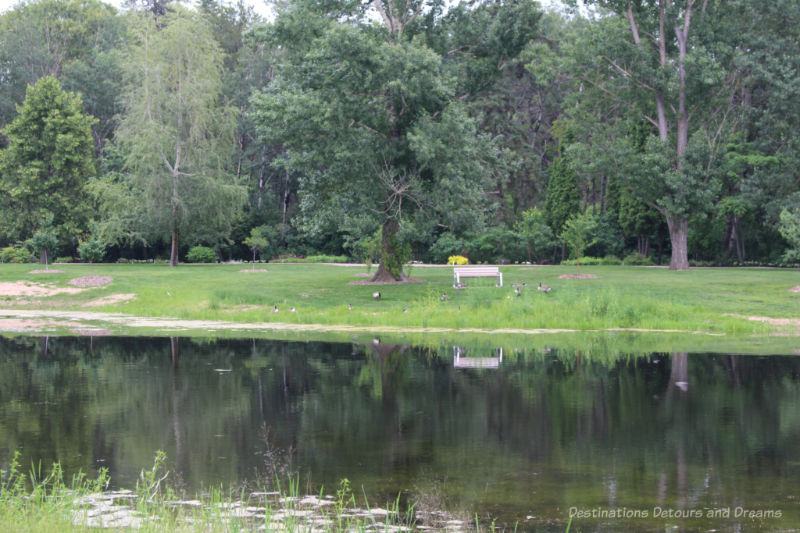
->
[0,76,96,245]
[113,8,246,266]
[250,0,497,281]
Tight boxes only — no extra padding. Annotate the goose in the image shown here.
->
[348,303,353,310]
[272,305,279,312]
[440,294,450,301]
[514,287,522,296]
[289,307,296,313]
[538,282,551,293]
[372,291,381,300]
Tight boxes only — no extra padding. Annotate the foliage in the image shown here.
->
[623,253,654,266]
[77,239,105,265]
[561,211,597,271]
[447,255,469,266]
[112,7,246,266]
[515,207,555,263]
[343,228,381,271]
[186,246,217,264]
[0,245,32,264]
[587,210,624,259]
[544,156,580,236]
[0,0,799,270]
[560,256,603,266]
[28,214,59,266]
[465,225,520,264]
[55,256,74,263]
[428,233,467,264]
[242,225,271,264]
[0,76,96,243]
[778,208,800,266]
[249,0,497,281]
[270,255,350,264]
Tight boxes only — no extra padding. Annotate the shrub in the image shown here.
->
[428,233,466,264]
[560,256,603,266]
[271,254,349,263]
[116,258,130,264]
[447,255,469,265]
[623,252,654,266]
[54,256,73,263]
[601,255,622,265]
[303,254,350,263]
[1,246,32,264]
[186,246,217,263]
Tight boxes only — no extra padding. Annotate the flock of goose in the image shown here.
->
[269,281,552,314]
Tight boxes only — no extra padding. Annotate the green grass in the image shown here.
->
[0,451,423,532]
[0,262,798,348]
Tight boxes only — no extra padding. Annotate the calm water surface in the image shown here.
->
[1,336,799,531]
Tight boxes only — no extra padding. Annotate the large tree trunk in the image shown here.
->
[370,218,408,283]
[666,216,689,270]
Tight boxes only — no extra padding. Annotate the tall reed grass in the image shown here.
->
[0,451,435,532]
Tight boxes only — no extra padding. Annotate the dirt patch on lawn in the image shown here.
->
[349,278,425,285]
[69,276,112,287]
[789,286,800,293]
[29,269,64,274]
[726,314,800,329]
[0,281,84,297]
[742,315,800,327]
[239,269,268,273]
[0,318,84,332]
[0,309,724,337]
[70,328,113,336]
[83,294,136,307]
[223,305,267,313]
[558,274,598,279]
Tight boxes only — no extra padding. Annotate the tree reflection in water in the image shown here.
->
[0,338,799,529]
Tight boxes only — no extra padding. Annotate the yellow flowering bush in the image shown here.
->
[447,255,469,265]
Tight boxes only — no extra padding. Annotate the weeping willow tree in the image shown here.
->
[111,6,245,265]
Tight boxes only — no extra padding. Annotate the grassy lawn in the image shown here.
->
[0,262,797,341]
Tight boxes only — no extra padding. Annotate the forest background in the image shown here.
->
[1,0,799,279]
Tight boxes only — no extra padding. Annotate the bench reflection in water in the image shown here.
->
[453,346,503,369]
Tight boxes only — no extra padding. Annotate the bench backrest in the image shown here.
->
[453,266,499,275]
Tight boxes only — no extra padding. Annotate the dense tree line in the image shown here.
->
[0,0,799,274]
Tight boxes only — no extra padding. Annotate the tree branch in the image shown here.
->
[349,118,387,139]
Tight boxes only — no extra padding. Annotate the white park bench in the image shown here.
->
[453,266,503,288]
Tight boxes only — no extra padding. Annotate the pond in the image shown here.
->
[1,336,799,531]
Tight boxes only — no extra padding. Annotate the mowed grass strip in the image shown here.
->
[0,263,797,335]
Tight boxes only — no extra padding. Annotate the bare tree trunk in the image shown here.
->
[666,216,689,270]
[731,215,744,263]
[170,221,179,267]
[637,235,650,257]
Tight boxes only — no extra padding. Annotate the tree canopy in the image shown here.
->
[0,0,798,269]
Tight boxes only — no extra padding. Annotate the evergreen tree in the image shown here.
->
[544,156,580,236]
